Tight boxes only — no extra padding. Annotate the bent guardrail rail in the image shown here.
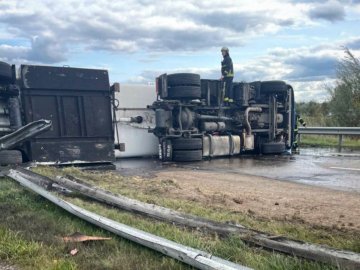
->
[8,169,251,270]
[0,119,52,150]
[10,167,360,270]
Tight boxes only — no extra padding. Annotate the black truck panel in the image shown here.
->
[20,65,114,163]
[20,65,110,91]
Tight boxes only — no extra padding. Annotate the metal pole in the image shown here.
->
[338,134,343,152]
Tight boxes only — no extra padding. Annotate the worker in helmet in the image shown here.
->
[221,47,234,103]
[293,114,306,153]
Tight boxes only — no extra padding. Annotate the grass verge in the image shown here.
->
[1,166,359,269]
[299,135,360,148]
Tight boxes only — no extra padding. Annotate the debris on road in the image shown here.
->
[61,232,111,243]
[69,248,78,256]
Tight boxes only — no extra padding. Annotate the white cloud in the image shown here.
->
[308,0,346,22]
[0,0,351,63]
[0,44,30,64]
[128,38,360,102]
[1,0,359,102]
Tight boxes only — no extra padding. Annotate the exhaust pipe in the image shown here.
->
[244,107,262,135]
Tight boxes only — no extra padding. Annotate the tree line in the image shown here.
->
[296,48,360,127]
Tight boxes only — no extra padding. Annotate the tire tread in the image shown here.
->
[172,138,202,150]
[173,149,202,162]
[167,73,200,87]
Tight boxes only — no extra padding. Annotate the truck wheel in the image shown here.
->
[260,81,288,94]
[261,142,286,154]
[168,85,201,99]
[172,138,202,150]
[0,61,13,84]
[173,150,202,162]
[0,150,23,165]
[167,73,200,87]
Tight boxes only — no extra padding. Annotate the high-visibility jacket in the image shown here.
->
[294,115,306,132]
[298,116,306,127]
[221,55,234,77]
[293,115,306,149]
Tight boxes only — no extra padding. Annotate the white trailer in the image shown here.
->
[113,84,158,158]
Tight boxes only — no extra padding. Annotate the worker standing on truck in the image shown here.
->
[221,47,234,103]
[293,114,306,153]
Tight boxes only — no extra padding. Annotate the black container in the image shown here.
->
[20,65,115,164]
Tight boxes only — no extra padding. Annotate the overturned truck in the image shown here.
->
[150,73,295,162]
[0,59,296,164]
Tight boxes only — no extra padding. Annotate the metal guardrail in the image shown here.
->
[298,127,360,151]
[298,127,360,135]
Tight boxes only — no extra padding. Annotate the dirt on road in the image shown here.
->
[149,169,360,231]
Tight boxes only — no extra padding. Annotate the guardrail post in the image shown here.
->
[338,134,343,152]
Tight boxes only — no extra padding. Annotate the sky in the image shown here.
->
[0,0,360,102]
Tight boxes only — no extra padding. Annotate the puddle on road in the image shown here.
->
[300,146,360,156]
[114,148,360,192]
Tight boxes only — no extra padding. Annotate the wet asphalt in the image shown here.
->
[114,147,360,193]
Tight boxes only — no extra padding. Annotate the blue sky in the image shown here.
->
[1,0,360,101]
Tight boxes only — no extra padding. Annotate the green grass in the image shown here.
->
[300,135,360,148]
[0,178,188,270]
[1,166,359,269]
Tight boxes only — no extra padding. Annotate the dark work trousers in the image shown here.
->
[224,77,234,100]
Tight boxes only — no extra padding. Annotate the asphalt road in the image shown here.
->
[115,148,360,193]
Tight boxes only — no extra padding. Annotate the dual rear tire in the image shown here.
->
[261,142,286,154]
[172,138,203,162]
[260,81,288,94]
[166,73,201,100]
